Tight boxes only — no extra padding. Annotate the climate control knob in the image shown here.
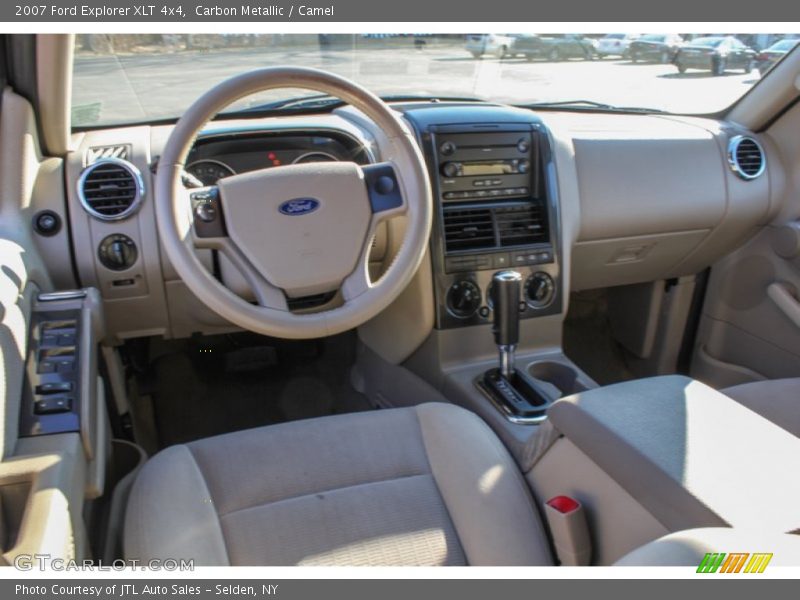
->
[446,280,482,319]
[525,272,555,309]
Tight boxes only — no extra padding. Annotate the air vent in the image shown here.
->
[442,202,550,253]
[442,208,496,252]
[728,135,765,180]
[78,158,144,221]
[85,144,132,165]
[496,204,548,247]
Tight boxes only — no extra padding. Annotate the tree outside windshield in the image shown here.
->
[71,33,798,127]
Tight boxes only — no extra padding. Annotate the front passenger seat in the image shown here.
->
[124,403,554,566]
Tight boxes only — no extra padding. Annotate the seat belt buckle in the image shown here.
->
[544,495,592,566]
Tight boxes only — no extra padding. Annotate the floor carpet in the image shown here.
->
[140,332,372,448]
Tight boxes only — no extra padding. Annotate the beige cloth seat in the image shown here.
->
[722,378,800,438]
[124,403,553,566]
[615,528,800,566]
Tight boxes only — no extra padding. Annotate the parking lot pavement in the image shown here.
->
[73,44,760,126]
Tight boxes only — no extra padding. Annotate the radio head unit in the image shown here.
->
[435,131,539,202]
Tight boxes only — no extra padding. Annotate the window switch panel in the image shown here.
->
[35,382,73,395]
[34,396,73,415]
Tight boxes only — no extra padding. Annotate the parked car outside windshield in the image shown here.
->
[675,36,758,76]
[597,34,639,58]
[757,38,800,74]
[71,33,798,127]
[628,34,684,63]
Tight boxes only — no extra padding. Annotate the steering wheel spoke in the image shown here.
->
[341,256,373,302]
[215,238,289,311]
[362,162,408,221]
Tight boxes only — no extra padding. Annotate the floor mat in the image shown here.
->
[143,332,372,448]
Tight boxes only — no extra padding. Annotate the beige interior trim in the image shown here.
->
[35,34,74,157]
[728,45,800,131]
[547,375,800,533]
[3,434,88,564]
[616,527,800,566]
[527,437,670,565]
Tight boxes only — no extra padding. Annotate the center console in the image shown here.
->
[528,375,800,563]
[400,104,571,425]
[401,105,562,331]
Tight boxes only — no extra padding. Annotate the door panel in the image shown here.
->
[692,104,800,387]
[693,228,800,387]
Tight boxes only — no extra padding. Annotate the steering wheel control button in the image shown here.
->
[195,202,218,222]
[375,176,396,195]
[33,210,62,237]
[446,280,482,319]
[98,234,138,271]
[525,272,556,309]
[363,163,403,213]
[191,187,227,237]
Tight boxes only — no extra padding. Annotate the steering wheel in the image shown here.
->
[155,67,432,339]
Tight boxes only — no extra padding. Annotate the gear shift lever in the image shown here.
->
[480,270,548,420]
[491,270,522,378]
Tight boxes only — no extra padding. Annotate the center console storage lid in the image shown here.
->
[547,375,800,533]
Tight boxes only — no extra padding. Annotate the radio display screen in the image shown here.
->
[460,161,515,176]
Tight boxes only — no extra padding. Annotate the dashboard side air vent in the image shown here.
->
[442,207,496,252]
[85,144,132,165]
[496,203,549,247]
[727,135,765,180]
[78,158,145,221]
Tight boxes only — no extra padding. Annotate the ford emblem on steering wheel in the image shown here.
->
[278,198,321,216]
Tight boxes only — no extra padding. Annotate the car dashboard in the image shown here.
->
[50,100,778,355]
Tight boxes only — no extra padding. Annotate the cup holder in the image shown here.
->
[527,361,588,400]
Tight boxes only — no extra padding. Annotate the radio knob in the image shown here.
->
[518,159,531,174]
[517,138,530,153]
[440,141,456,156]
[442,162,460,178]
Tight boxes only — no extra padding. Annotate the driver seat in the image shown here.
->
[124,403,554,566]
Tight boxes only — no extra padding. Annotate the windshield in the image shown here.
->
[639,34,666,42]
[71,33,796,128]
[770,39,799,51]
[691,37,725,47]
